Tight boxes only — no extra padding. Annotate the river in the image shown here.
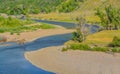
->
[0,20,100,74]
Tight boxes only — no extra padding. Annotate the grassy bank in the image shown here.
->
[0,16,56,34]
[64,30,120,53]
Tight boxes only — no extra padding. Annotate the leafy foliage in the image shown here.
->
[72,16,90,42]
[72,29,83,42]
[109,36,120,47]
[58,0,79,12]
[0,0,85,14]
[0,16,55,34]
[111,48,120,52]
[69,43,91,50]
[95,5,120,30]
[62,43,109,52]
[91,47,109,52]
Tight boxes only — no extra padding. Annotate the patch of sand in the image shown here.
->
[25,46,120,74]
[0,29,74,42]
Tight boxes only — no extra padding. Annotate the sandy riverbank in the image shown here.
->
[25,46,120,74]
[0,28,74,42]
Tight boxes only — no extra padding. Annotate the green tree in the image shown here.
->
[96,5,120,30]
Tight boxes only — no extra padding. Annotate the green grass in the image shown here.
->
[0,16,56,34]
[63,42,120,53]
[62,43,109,52]
[0,23,56,34]
[39,23,55,29]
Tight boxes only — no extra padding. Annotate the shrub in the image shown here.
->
[109,36,120,47]
[62,47,68,52]
[10,32,14,35]
[72,30,83,42]
[111,48,120,53]
[0,28,6,33]
[92,47,109,52]
[69,44,91,50]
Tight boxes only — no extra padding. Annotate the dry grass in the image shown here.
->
[29,13,74,22]
[29,12,101,23]
[85,30,120,44]
[65,30,120,45]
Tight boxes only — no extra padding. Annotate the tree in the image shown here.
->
[72,16,90,42]
[96,5,120,30]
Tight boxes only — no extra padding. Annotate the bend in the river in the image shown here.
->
[0,19,100,74]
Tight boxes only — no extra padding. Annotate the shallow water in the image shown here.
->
[0,20,100,74]
[0,33,72,74]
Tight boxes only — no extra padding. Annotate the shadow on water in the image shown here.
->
[0,33,72,74]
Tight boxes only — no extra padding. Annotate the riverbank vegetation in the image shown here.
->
[63,5,120,53]
[0,0,85,15]
[63,30,120,53]
[29,0,120,22]
[0,16,56,34]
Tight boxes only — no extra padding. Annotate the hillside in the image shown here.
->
[75,0,120,15]
[29,0,120,22]
[0,0,84,15]
[0,0,119,22]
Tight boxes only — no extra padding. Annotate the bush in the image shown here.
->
[92,47,109,52]
[109,36,120,47]
[111,48,120,53]
[63,43,110,52]
[58,0,79,12]
[62,47,68,52]
[0,28,6,33]
[72,30,83,42]
[69,44,91,50]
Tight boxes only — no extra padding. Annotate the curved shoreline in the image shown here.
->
[1,28,74,42]
[0,28,74,74]
[25,46,120,74]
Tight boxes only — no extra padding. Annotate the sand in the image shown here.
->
[2,27,120,74]
[0,29,74,42]
[25,46,120,74]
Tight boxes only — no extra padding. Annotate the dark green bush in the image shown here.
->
[72,30,83,42]
[109,36,120,47]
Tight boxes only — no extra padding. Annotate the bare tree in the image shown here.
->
[75,16,90,42]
